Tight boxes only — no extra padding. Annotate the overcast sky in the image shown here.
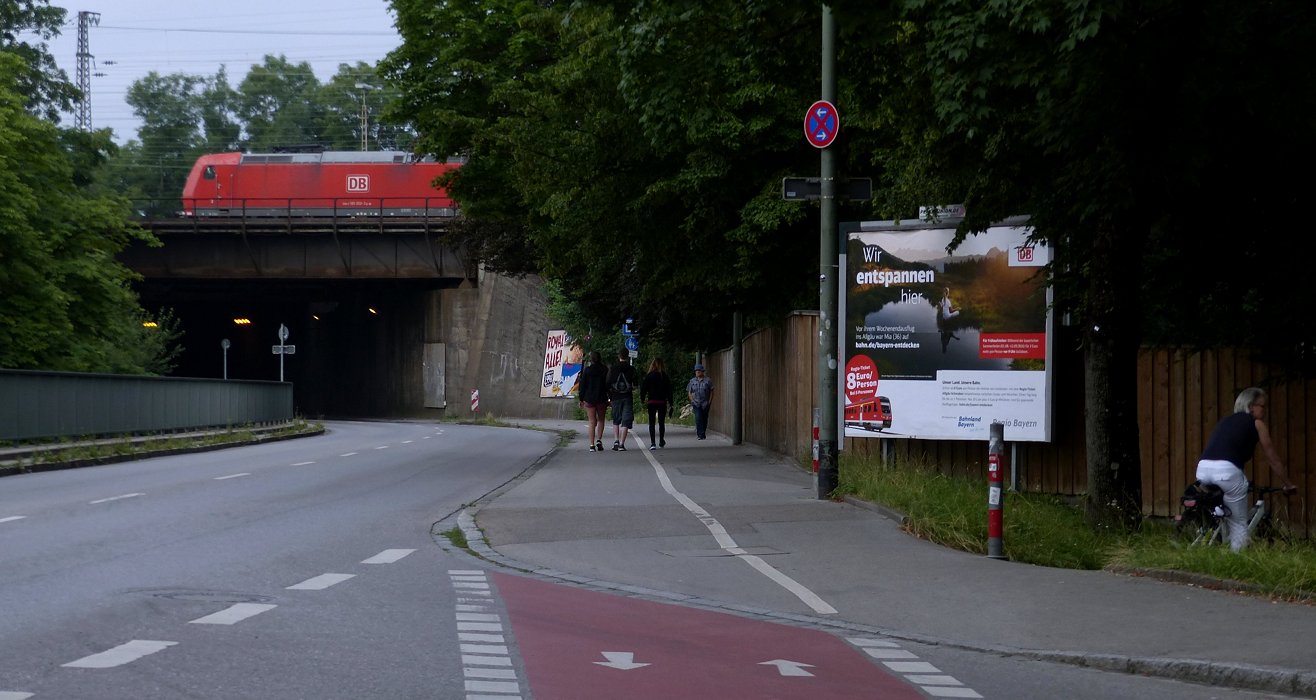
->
[43,1,402,143]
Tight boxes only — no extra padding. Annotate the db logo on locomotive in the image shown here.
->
[346,175,370,192]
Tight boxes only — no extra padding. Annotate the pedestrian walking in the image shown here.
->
[606,349,639,450]
[576,350,609,452]
[639,358,674,450]
[686,363,714,440]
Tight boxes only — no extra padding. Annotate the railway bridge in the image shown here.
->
[121,213,566,421]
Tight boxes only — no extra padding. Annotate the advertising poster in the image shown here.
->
[841,217,1052,441]
[540,330,583,398]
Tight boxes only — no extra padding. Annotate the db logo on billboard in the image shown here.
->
[1016,245,1034,263]
[347,175,370,192]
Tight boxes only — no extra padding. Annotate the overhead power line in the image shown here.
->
[95,25,396,37]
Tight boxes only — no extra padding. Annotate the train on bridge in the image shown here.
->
[181,150,460,218]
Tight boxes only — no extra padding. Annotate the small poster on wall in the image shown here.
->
[541,330,584,398]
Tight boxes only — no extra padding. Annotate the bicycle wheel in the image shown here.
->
[1254,515,1293,545]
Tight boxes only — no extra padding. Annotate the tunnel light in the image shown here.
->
[368,308,378,315]
[233,318,252,325]
[142,321,158,328]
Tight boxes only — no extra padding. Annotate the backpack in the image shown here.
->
[610,368,632,394]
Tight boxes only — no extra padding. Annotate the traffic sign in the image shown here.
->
[624,336,638,352]
[781,177,872,201]
[804,100,839,148]
[278,323,290,341]
[272,345,296,354]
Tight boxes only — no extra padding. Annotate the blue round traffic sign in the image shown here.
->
[804,100,839,149]
[624,336,639,352]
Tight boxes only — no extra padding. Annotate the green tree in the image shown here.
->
[0,0,79,121]
[0,52,174,373]
[237,55,325,151]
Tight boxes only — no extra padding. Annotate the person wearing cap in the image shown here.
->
[686,363,715,440]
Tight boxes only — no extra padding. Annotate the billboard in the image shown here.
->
[540,330,583,398]
[840,217,1053,441]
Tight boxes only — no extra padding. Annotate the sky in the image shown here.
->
[42,1,403,143]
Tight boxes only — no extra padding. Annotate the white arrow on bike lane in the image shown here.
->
[593,651,650,670]
[759,659,816,677]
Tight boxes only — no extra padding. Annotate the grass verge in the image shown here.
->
[836,450,1316,602]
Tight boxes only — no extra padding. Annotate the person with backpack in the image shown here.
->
[639,357,674,450]
[576,350,610,452]
[606,348,639,451]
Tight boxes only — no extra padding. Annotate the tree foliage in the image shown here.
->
[0,49,177,373]
[382,0,1316,529]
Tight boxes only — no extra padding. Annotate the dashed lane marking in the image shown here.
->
[361,548,416,564]
[0,691,34,699]
[0,516,25,524]
[213,473,251,480]
[62,640,177,668]
[291,461,315,466]
[339,452,357,457]
[374,445,390,450]
[286,573,355,590]
[450,570,524,700]
[189,603,277,625]
[89,493,144,504]
[848,638,983,699]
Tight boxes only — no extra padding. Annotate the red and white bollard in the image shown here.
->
[987,422,1007,560]
[811,408,821,473]
[470,388,480,413]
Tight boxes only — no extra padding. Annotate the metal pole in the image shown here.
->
[988,422,1008,560]
[817,4,839,499]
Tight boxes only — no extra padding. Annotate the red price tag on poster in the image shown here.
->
[845,355,879,404]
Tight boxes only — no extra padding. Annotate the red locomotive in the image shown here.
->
[180,150,460,218]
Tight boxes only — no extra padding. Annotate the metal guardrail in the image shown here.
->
[0,369,293,442]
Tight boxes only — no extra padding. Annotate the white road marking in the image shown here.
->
[402,440,414,444]
[213,473,250,480]
[0,516,26,524]
[452,580,490,589]
[457,622,503,632]
[863,648,918,659]
[460,643,508,655]
[62,640,176,668]
[189,603,277,625]
[457,613,501,622]
[287,573,355,590]
[459,633,505,643]
[906,675,968,686]
[637,438,837,614]
[465,680,521,694]
[339,452,357,457]
[467,695,522,700]
[594,651,650,670]
[759,659,815,677]
[374,445,390,450]
[423,435,432,439]
[0,691,34,699]
[89,493,144,504]
[361,548,415,564]
[291,461,315,466]
[883,661,941,674]
[922,688,983,698]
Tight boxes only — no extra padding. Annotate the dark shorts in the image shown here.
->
[610,396,634,428]
[582,401,605,410]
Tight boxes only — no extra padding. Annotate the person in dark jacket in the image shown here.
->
[577,351,610,452]
[639,357,674,450]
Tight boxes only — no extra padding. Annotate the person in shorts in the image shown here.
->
[576,350,609,452]
[606,348,639,450]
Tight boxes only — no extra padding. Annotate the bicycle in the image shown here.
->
[1175,481,1294,547]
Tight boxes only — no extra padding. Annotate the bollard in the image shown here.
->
[811,408,821,473]
[470,388,480,413]
[987,422,1008,560]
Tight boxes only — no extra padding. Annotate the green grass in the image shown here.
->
[836,451,1316,602]
[440,527,469,550]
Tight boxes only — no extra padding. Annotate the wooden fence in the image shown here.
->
[706,313,1313,537]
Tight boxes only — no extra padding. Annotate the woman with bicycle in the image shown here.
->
[1196,387,1298,551]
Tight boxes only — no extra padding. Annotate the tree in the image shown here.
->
[0,52,175,373]
[0,0,79,121]
[237,55,325,151]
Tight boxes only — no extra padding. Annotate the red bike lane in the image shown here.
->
[494,572,928,700]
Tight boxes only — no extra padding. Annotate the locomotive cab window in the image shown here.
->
[203,165,216,180]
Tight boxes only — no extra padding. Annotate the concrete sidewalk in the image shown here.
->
[465,419,1316,698]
